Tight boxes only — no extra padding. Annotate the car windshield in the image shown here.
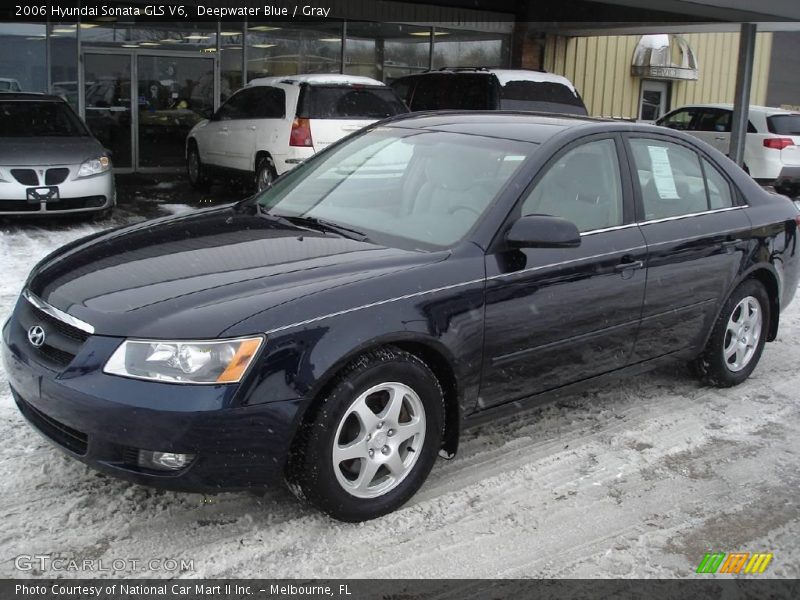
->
[498,81,587,115]
[298,86,407,120]
[0,100,89,137]
[256,127,536,250]
[767,114,800,135]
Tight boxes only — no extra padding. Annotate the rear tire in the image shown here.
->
[187,144,210,190]
[286,347,445,522]
[691,279,769,387]
[254,155,276,192]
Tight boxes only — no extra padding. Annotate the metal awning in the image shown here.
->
[631,34,698,80]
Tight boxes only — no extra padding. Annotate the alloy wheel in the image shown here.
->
[723,295,762,372]
[332,382,426,499]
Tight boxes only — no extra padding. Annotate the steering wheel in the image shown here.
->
[449,204,481,218]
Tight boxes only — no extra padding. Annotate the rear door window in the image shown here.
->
[298,86,406,120]
[767,114,800,135]
[630,138,709,220]
[498,80,587,115]
[408,74,493,111]
[630,138,737,219]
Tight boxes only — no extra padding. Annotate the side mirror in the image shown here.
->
[506,214,582,249]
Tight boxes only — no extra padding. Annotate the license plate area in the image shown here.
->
[26,186,59,203]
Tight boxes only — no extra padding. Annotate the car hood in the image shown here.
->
[26,204,446,338]
[0,137,105,166]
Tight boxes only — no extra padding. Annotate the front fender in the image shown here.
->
[235,277,487,445]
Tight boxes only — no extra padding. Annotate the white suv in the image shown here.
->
[186,74,407,191]
[657,104,800,197]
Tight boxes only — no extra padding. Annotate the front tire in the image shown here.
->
[286,347,445,522]
[692,279,769,387]
[187,144,210,190]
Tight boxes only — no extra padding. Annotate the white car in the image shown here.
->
[186,74,407,191]
[657,103,800,197]
[0,78,22,92]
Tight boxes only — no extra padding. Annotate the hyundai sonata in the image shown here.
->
[3,112,799,521]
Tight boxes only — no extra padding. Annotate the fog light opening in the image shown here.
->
[138,450,195,471]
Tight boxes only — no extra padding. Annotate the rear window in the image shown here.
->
[298,85,406,120]
[498,80,587,115]
[409,74,493,111]
[0,100,89,137]
[767,114,800,135]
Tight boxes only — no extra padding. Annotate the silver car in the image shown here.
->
[0,94,115,217]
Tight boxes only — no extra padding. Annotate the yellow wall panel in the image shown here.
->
[544,31,774,119]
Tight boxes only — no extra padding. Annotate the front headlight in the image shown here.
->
[76,156,110,178]
[104,336,264,384]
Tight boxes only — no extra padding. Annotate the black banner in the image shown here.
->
[4,580,800,600]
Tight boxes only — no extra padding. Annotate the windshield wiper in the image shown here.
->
[254,204,307,229]
[282,215,370,242]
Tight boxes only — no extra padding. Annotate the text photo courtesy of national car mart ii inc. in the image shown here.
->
[15,583,354,597]
[20,3,335,20]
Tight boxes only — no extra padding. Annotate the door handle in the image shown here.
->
[249,125,257,130]
[219,127,229,132]
[614,259,644,272]
[714,136,726,141]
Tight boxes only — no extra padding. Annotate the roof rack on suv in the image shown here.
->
[430,67,548,74]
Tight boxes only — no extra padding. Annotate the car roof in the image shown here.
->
[382,110,623,143]
[668,103,799,116]
[248,74,386,87]
[0,92,66,102]
[399,68,578,90]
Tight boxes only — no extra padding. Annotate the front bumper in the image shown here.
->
[0,165,115,215]
[1,302,302,492]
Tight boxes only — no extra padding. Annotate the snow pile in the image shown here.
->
[0,212,798,579]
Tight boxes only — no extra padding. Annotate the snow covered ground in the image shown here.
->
[1,204,798,579]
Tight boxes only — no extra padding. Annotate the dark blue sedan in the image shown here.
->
[3,112,799,521]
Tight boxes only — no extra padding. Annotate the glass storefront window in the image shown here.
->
[432,28,510,69]
[80,23,217,52]
[246,22,342,80]
[138,54,215,167]
[0,23,47,93]
[220,23,244,101]
[49,23,79,110]
[344,22,431,82]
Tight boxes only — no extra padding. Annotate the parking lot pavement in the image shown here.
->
[0,179,799,578]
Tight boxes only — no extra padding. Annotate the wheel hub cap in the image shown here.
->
[723,295,762,372]
[332,382,426,499]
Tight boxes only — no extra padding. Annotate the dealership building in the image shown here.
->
[2,0,800,173]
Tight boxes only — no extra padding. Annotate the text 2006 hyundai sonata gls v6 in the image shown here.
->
[3,113,800,521]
